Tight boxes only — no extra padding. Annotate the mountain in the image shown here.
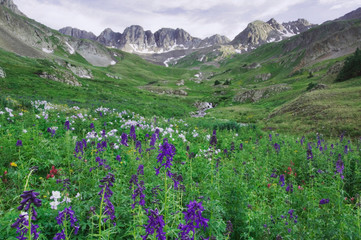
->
[60,25,230,55]
[0,1,116,67]
[0,0,25,16]
[231,18,316,52]
[335,7,361,21]
[59,26,97,41]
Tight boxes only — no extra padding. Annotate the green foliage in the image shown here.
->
[214,80,221,85]
[306,82,317,91]
[336,48,361,82]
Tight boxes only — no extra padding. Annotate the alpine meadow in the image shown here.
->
[0,1,361,239]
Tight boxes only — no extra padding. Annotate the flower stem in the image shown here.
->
[98,187,106,239]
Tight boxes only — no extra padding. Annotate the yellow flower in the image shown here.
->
[39,177,43,180]
[245,141,249,144]
[10,162,17,167]
[294,150,298,153]
[70,169,74,173]
[43,195,47,198]
[252,147,255,150]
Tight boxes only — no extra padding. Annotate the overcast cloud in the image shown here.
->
[14,0,361,39]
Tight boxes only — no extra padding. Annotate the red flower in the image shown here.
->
[267,183,271,188]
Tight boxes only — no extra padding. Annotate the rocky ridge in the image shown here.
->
[231,18,316,52]
[59,25,230,54]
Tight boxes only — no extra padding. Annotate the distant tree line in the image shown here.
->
[336,48,361,82]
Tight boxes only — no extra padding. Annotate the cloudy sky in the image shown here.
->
[14,0,361,39]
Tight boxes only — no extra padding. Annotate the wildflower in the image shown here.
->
[306,149,313,160]
[98,173,116,225]
[210,130,217,146]
[130,125,136,141]
[224,220,233,237]
[137,164,144,175]
[279,174,285,187]
[267,183,271,188]
[11,212,40,240]
[269,134,272,141]
[10,162,17,167]
[16,140,23,147]
[239,143,243,150]
[335,154,344,179]
[54,206,80,238]
[274,143,280,153]
[178,200,209,240]
[121,133,129,146]
[319,199,330,205]
[90,123,94,129]
[155,138,176,176]
[142,208,166,240]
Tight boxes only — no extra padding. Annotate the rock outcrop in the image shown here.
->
[59,27,97,41]
[0,67,5,78]
[38,70,81,86]
[0,0,25,16]
[233,84,291,103]
[231,18,316,52]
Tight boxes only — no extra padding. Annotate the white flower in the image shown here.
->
[0,111,4,115]
[22,129,27,133]
[63,196,71,203]
[21,211,29,220]
[50,191,61,201]
[75,193,81,199]
[19,112,23,116]
[50,201,60,210]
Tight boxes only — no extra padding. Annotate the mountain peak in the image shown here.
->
[59,26,97,40]
[0,0,25,16]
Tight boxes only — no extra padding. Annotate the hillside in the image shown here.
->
[0,1,361,137]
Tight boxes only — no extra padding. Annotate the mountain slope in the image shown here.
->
[231,18,316,52]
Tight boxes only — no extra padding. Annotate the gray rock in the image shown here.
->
[310,84,328,91]
[255,73,271,82]
[233,84,291,103]
[0,67,5,78]
[191,102,214,118]
[0,0,25,16]
[38,71,81,86]
[66,63,93,79]
[97,28,122,47]
[59,27,97,41]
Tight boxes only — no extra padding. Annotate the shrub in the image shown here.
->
[336,48,361,82]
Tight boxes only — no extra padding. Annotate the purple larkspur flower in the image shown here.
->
[155,138,176,176]
[130,125,136,141]
[121,133,128,146]
[55,206,80,237]
[11,213,40,240]
[274,143,280,153]
[336,154,344,179]
[239,143,243,150]
[116,155,121,162]
[279,174,285,187]
[210,130,217,146]
[178,200,209,240]
[136,140,143,154]
[98,173,116,225]
[18,190,42,212]
[16,140,23,147]
[137,164,144,175]
[90,123,94,129]
[142,208,166,240]
[64,120,70,131]
[286,184,293,193]
[319,199,330,205]
[307,149,313,160]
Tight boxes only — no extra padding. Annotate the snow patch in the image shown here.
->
[65,42,75,54]
[42,48,53,54]
[163,55,186,67]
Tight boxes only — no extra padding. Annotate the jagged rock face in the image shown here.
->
[59,27,97,41]
[199,34,230,48]
[97,28,122,47]
[154,28,200,50]
[283,19,315,35]
[119,25,149,51]
[0,0,25,16]
[231,18,316,52]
